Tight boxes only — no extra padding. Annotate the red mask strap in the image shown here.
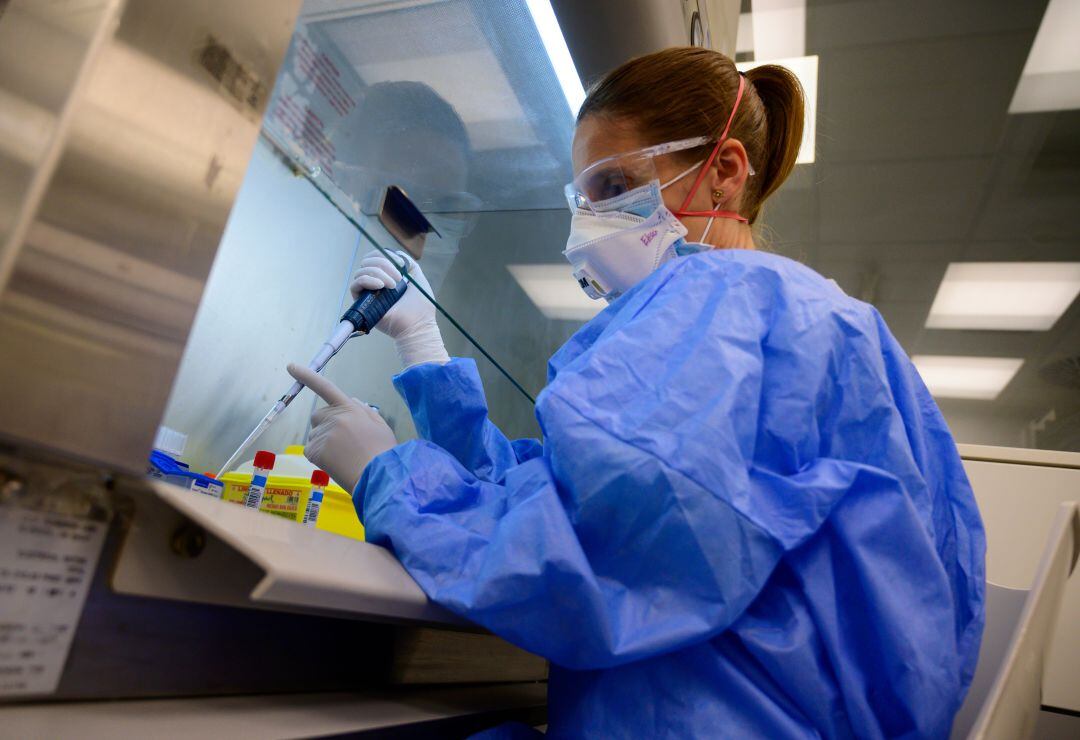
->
[676,209,748,224]
[676,74,748,222]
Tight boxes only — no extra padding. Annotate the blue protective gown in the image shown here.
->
[357,249,986,739]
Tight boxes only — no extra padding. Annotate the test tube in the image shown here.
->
[301,470,329,527]
[243,451,276,511]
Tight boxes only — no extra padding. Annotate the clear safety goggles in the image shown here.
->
[564,136,713,213]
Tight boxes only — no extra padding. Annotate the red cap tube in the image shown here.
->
[253,450,276,470]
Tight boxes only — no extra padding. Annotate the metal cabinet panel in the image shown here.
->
[962,454,1080,712]
[0,0,302,474]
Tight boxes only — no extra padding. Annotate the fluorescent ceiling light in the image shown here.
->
[1009,0,1080,113]
[508,264,602,321]
[927,262,1080,331]
[736,13,754,55]
[912,356,1023,401]
[524,0,585,117]
[736,1,806,58]
[750,0,806,59]
[736,55,818,164]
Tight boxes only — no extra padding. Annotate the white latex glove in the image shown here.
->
[349,249,449,369]
[287,363,397,494]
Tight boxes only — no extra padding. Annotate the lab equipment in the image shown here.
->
[349,251,449,368]
[357,249,986,737]
[147,450,222,498]
[243,450,275,510]
[219,446,363,538]
[222,450,310,520]
[146,449,192,487]
[302,470,329,527]
[216,275,410,478]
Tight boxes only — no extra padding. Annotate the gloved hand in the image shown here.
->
[287,363,397,494]
[350,250,449,369]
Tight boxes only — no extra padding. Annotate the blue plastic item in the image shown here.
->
[148,450,223,499]
[357,249,986,738]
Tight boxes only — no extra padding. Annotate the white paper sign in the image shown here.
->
[0,506,107,696]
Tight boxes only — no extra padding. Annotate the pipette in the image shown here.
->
[216,275,410,478]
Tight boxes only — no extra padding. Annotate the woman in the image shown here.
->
[290,48,985,738]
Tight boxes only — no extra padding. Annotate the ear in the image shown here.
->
[707,139,752,201]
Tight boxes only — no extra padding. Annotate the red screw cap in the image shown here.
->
[253,451,276,470]
[310,470,330,487]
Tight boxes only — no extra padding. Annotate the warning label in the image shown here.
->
[0,507,106,697]
[264,25,360,183]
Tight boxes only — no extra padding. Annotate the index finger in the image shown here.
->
[287,363,350,406]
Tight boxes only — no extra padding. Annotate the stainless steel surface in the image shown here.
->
[0,0,122,291]
[0,0,302,474]
[0,684,548,739]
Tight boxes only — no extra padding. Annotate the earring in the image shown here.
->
[712,189,724,201]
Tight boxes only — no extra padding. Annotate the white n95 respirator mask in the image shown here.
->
[562,204,689,301]
[562,75,753,303]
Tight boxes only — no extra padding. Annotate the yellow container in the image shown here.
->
[221,446,364,540]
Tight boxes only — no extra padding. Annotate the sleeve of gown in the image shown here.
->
[358,257,855,670]
[392,358,543,483]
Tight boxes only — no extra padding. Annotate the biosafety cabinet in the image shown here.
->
[0,0,722,729]
[2,0,1080,736]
